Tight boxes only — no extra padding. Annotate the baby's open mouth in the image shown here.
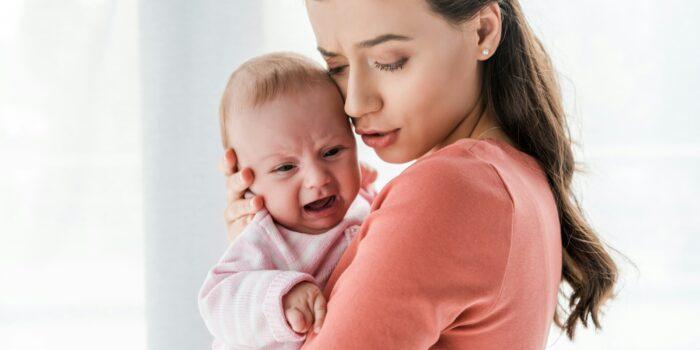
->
[303,195,336,212]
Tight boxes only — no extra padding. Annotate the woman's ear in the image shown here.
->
[474,2,502,61]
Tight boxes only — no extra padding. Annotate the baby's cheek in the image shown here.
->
[334,161,361,212]
[262,183,302,226]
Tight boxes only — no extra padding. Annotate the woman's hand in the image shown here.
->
[219,148,264,242]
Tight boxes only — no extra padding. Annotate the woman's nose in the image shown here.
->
[344,67,382,119]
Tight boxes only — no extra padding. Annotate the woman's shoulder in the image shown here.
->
[379,138,515,209]
[360,138,516,280]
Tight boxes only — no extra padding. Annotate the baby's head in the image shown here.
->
[220,52,361,234]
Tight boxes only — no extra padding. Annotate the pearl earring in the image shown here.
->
[482,48,490,56]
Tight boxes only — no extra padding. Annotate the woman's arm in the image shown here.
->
[301,158,514,349]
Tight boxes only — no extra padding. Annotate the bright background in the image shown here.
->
[1,1,698,349]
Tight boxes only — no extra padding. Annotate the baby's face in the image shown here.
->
[229,84,361,234]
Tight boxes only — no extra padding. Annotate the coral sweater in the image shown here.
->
[301,138,563,350]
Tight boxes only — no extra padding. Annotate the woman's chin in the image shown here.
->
[375,147,421,164]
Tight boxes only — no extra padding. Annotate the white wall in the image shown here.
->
[523,1,700,349]
[138,1,267,349]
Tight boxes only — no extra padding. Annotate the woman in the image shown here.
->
[219,0,618,348]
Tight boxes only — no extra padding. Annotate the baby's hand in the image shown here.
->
[282,281,327,335]
[359,161,378,190]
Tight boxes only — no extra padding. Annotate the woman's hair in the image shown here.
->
[426,0,619,339]
[219,52,332,149]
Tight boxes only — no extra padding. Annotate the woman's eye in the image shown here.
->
[328,65,348,76]
[274,164,295,173]
[374,57,408,72]
[324,147,342,158]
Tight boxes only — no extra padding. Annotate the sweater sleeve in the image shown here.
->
[197,222,318,347]
[301,157,514,349]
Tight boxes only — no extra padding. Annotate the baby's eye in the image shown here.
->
[274,164,295,173]
[324,147,343,158]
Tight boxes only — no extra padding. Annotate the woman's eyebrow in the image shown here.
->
[317,33,413,57]
[357,33,412,48]
[318,47,338,58]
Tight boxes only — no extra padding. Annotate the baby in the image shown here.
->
[197,52,376,350]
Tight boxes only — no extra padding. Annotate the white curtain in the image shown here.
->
[0,0,145,349]
[1,1,698,350]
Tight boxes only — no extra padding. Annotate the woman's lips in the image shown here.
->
[360,129,400,149]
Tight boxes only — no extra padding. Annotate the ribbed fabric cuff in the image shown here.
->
[262,271,317,343]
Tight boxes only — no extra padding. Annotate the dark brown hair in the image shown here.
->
[426,0,619,339]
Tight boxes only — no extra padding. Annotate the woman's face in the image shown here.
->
[306,0,485,163]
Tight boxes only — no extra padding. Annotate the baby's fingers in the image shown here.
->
[359,162,378,188]
[284,307,313,333]
[285,308,308,334]
[312,293,327,334]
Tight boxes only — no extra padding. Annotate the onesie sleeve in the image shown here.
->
[198,220,317,347]
[301,157,514,349]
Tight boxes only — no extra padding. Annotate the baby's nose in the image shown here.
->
[304,166,332,189]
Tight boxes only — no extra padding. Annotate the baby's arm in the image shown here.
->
[198,224,318,347]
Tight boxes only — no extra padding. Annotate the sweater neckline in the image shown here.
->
[446,137,544,173]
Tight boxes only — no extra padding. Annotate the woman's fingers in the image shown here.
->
[313,293,327,333]
[226,168,254,203]
[226,214,253,242]
[224,196,263,242]
[225,196,263,223]
[219,149,261,242]
[219,148,238,176]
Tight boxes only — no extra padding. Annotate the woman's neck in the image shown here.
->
[429,98,514,155]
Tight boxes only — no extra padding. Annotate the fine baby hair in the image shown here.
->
[218,52,336,150]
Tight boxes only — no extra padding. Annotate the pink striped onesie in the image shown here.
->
[198,189,374,350]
